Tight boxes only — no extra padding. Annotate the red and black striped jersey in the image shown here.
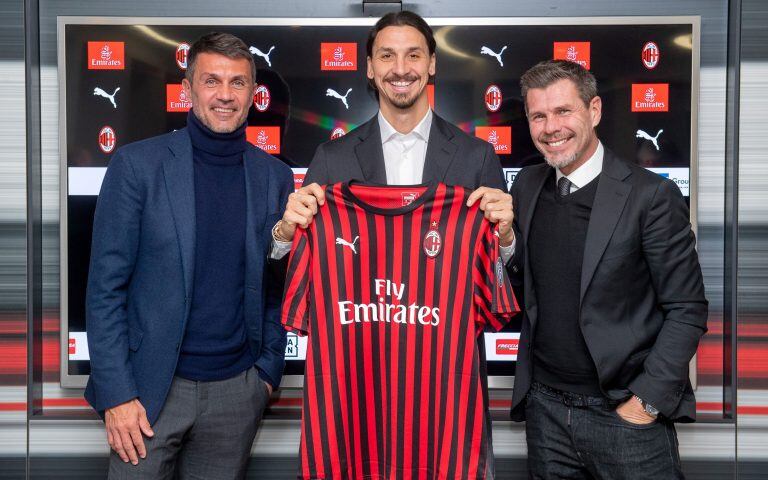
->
[282,182,519,479]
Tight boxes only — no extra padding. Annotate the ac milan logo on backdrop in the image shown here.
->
[176,43,190,70]
[642,42,660,69]
[331,127,346,139]
[423,222,442,258]
[98,126,116,153]
[253,85,271,112]
[485,85,502,112]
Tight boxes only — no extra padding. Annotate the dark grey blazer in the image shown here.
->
[508,148,708,422]
[304,113,506,190]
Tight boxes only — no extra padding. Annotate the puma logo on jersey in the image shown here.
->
[336,236,359,254]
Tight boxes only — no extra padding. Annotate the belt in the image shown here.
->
[530,381,618,408]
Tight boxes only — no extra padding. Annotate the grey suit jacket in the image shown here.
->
[304,113,506,190]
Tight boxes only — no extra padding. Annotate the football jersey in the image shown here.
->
[282,182,519,479]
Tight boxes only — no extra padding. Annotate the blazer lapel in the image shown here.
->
[580,151,632,301]
[422,114,458,184]
[163,129,196,300]
[354,116,388,184]
[243,148,268,286]
[521,164,550,328]
[521,165,550,244]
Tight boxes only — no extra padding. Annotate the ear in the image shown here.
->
[366,56,374,81]
[182,78,192,98]
[590,95,602,128]
[428,52,436,77]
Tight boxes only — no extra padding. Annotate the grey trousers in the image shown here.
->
[108,366,271,480]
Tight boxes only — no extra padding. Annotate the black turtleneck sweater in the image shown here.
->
[176,110,255,382]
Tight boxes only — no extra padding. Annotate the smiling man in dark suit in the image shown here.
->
[85,33,293,479]
[267,10,513,477]
[508,59,707,479]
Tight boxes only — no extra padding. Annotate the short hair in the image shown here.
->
[520,60,598,112]
[185,32,255,83]
[365,11,436,97]
[366,11,436,58]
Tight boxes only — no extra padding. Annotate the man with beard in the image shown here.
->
[270,10,513,477]
[85,32,293,478]
[508,59,707,479]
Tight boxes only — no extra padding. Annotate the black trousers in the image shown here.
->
[524,382,684,480]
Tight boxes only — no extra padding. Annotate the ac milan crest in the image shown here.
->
[176,43,190,70]
[98,126,116,153]
[331,127,346,139]
[485,85,502,112]
[423,221,441,258]
[642,41,660,69]
[253,84,271,112]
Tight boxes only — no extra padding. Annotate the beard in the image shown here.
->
[381,73,422,110]
[543,152,578,170]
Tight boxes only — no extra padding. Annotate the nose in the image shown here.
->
[543,115,562,135]
[216,83,235,102]
[392,54,409,76]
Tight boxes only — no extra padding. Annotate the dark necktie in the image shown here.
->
[558,176,572,197]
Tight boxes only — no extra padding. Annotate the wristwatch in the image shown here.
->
[633,395,659,418]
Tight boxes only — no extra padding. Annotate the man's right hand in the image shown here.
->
[105,398,154,465]
[277,183,326,242]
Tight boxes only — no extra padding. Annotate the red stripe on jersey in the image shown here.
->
[281,182,519,479]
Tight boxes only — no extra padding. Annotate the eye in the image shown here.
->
[557,108,571,115]
[204,78,217,86]
[380,52,393,60]
[232,80,246,88]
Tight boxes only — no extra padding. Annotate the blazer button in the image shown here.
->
[512,265,519,273]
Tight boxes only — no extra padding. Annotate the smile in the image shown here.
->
[543,137,571,147]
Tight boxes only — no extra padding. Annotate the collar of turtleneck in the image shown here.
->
[187,109,247,165]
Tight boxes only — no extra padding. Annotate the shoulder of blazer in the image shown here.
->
[602,147,668,191]
[244,142,292,177]
[116,129,178,159]
[314,115,378,155]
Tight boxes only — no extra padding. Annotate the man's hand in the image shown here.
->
[105,398,154,465]
[277,183,326,242]
[615,397,656,425]
[466,187,514,246]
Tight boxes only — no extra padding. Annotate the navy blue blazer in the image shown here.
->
[84,128,293,425]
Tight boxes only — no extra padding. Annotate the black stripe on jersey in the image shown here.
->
[325,188,352,474]
[311,198,334,474]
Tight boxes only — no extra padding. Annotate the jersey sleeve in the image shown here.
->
[473,223,520,331]
[281,227,312,336]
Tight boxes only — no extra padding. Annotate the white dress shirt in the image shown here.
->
[379,109,432,185]
[555,141,604,194]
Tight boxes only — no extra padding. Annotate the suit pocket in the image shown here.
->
[128,327,144,352]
